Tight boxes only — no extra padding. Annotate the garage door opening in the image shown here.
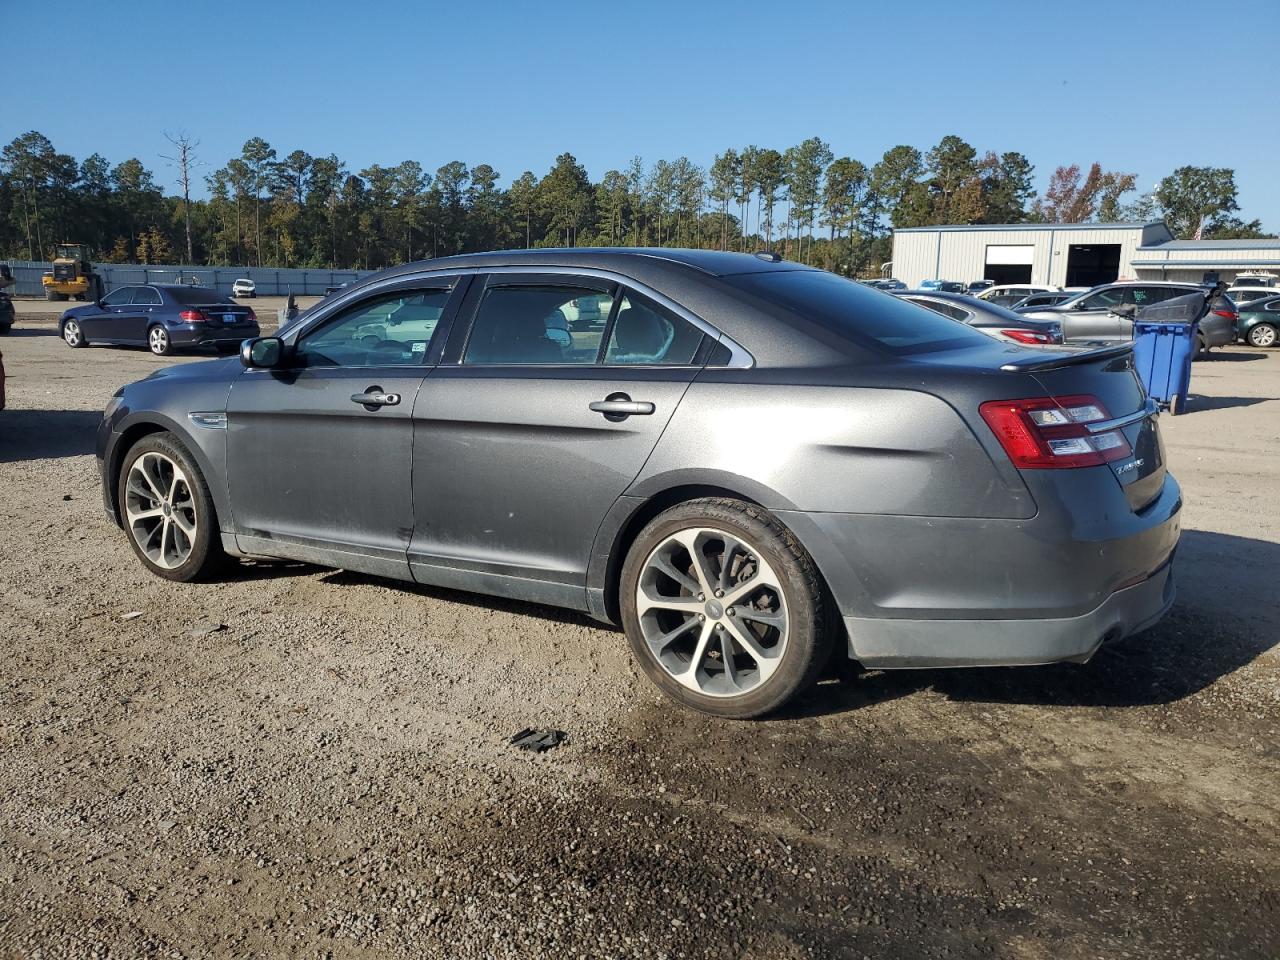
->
[984,244,1033,285]
[1066,244,1121,288]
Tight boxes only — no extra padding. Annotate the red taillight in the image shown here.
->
[179,309,208,323]
[1000,328,1053,345]
[979,394,1133,469]
[246,308,257,322]
[1212,308,1237,320]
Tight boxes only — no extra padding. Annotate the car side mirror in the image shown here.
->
[241,336,283,368]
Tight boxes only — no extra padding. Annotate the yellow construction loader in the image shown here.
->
[42,243,99,301]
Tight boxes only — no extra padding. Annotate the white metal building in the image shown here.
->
[890,221,1280,288]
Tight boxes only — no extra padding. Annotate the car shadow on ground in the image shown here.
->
[2,326,61,338]
[789,528,1278,719]
[1184,395,1277,413]
[0,409,102,463]
[1199,350,1267,362]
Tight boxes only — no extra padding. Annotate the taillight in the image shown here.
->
[1000,328,1053,345]
[179,309,208,323]
[979,394,1132,469]
[1212,308,1237,320]
[246,308,257,322]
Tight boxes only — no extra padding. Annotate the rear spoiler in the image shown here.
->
[999,342,1133,373]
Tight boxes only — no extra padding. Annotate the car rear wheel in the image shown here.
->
[620,498,832,719]
[1247,323,1277,348]
[148,325,172,356]
[119,433,223,582]
[62,319,86,348]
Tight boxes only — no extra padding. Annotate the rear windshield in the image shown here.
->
[735,270,992,355]
[167,286,235,306]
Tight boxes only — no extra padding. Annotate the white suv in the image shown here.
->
[232,278,256,299]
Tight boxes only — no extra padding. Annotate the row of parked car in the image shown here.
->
[863,274,1280,351]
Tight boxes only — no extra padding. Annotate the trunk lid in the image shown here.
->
[1018,346,1166,511]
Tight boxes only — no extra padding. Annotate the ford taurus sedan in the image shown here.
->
[97,250,1180,718]
[61,284,259,355]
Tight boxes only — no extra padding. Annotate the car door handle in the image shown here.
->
[351,390,400,407]
[589,397,655,418]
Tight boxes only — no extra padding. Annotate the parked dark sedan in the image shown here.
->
[892,290,1063,345]
[97,250,1179,718]
[1237,295,1280,347]
[0,289,13,334]
[60,284,259,356]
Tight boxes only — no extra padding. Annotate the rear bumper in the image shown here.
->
[778,469,1182,668]
[842,559,1175,668]
[168,325,259,347]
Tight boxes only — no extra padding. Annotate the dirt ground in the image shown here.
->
[1,314,1277,959]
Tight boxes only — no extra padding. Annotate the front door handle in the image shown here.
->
[351,388,401,408]
[589,393,655,421]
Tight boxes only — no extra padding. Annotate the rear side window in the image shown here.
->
[168,286,234,306]
[133,287,162,305]
[464,284,612,365]
[604,292,704,365]
[903,297,969,322]
[736,271,991,355]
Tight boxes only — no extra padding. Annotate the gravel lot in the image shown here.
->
[1,313,1277,958]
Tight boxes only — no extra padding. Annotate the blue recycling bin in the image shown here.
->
[1131,320,1198,415]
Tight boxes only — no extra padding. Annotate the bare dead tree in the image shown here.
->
[161,132,202,264]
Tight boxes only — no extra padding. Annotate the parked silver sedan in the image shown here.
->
[97,250,1179,718]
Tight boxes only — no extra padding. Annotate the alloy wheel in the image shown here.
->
[635,527,789,698]
[149,327,169,354]
[63,321,81,347]
[1249,324,1277,348]
[124,451,198,569]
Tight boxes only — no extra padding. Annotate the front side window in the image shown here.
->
[464,284,613,365]
[1079,287,1128,311]
[101,287,134,307]
[295,288,451,367]
[604,292,704,365]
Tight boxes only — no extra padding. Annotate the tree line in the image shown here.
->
[1,129,1271,276]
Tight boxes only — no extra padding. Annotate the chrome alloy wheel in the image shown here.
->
[124,451,197,569]
[636,527,789,697]
[148,326,169,354]
[1249,324,1277,348]
[63,320,82,346]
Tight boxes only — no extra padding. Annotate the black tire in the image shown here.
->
[1194,332,1206,359]
[118,432,224,582]
[46,289,58,301]
[0,324,10,336]
[1247,323,1278,348]
[619,497,833,719]
[148,325,173,356]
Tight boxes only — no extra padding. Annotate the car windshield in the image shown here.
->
[736,270,992,355]
[167,287,235,306]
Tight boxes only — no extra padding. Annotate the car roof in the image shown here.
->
[367,248,812,282]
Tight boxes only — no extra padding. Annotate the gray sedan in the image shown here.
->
[97,250,1179,718]
[1019,281,1237,352]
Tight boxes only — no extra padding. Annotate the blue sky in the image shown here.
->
[6,0,1276,229]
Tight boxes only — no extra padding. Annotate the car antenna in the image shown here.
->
[754,250,782,262]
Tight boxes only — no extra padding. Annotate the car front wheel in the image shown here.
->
[620,498,833,719]
[118,432,223,582]
[1247,323,1277,348]
[148,325,172,356]
[62,319,86,348]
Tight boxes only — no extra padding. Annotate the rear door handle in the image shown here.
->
[351,389,401,407]
[589,395,655,420]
